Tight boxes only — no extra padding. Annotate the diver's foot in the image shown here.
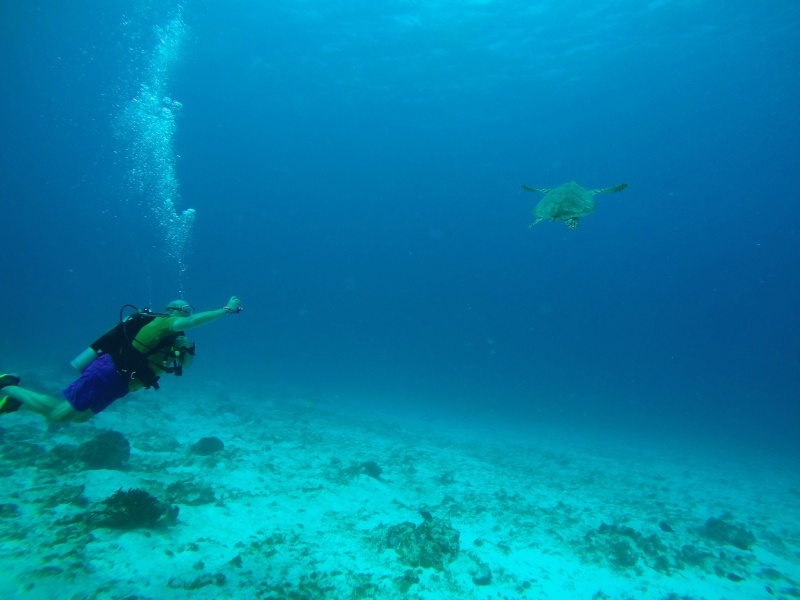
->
[0,395,22,415]
[0,374,21,389]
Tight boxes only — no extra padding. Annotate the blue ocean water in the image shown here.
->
[1,0,798,455]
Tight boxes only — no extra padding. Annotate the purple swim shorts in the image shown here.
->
[62,353,130,414]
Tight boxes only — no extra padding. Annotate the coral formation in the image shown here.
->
[385,516,460,571]
[583,522,671,573]
[333,459,385,483]
[190,436,225,455]
[77,430,130,470]
[580,517,761,582]
[704,516,756,550]
[360,460,382,480]
[86,488,176,529]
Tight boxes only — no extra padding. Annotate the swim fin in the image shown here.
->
[0,374,20,389]
[0,396,22,414]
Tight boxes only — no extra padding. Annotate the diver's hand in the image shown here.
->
[174,335,196,354]
[224,296,242,314]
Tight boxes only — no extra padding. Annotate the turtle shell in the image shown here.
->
[533,181,596,224]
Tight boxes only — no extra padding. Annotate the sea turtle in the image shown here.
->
[521,181,628,229]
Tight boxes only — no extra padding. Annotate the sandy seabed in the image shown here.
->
[0,376,798,600]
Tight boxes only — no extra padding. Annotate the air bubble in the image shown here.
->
[114,7,193,290]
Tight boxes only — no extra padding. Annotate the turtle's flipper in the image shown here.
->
[566,218,580,229]
[592,182,628,194]
[521,184,550,194]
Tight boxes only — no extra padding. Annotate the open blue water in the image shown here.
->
[1,0,798,456]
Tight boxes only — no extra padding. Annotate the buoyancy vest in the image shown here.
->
[90,309,182,390]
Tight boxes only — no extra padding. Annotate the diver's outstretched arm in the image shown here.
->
[171,296,243,331]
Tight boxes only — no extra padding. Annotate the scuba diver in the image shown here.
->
[0,296,242,423]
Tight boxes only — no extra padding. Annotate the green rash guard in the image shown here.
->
[129,315,180,391]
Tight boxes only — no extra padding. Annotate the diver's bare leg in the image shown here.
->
[3,386,93,423]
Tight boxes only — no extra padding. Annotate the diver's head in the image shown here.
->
[165,300,194,317]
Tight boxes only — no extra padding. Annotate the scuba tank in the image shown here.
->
[70,347,100,373]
